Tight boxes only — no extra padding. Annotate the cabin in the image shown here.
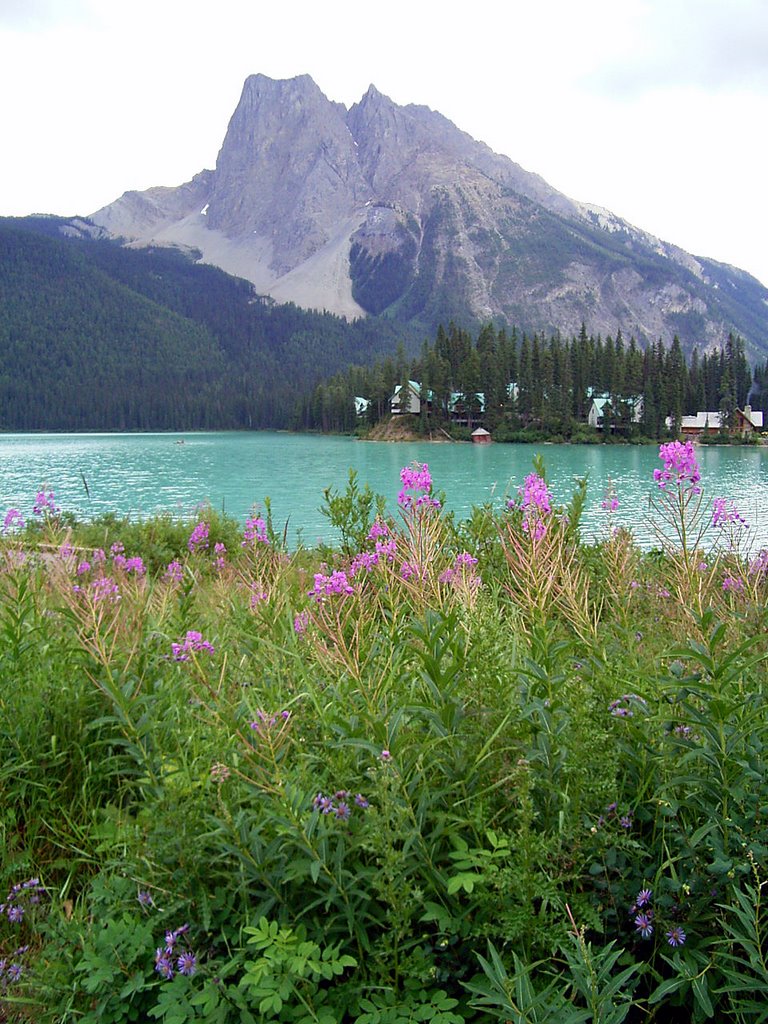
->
[668,406,764,437]
[588,394,644,429]
[390,381,422,415]
[471,428,492,444]
[675,412,723,436]
[448,391,485,426]
[736,405,764,435]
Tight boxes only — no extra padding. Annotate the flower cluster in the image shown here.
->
[73,575,121,604]
[308,569,354,602]
[653,440,701,494]
[349,550,379,577]
[112,552,146,575]
[293,610,310,634]
[212,541,227,572]
[171,630,215,661]
[0,947,30,991]
[313,790,370,821]
[608,693,649,718]
[249,709,290,735]
[749,549,768,577]
[712,497,748,529]
[722,575,745,594]
[164,560,184,584]
[628,887,686,947]
[249,583,269,607]
[438,551,481,590]
[595,802,633,831]
[398,463,440,511]
[187,521,209,553]
[32,489,60,517]
[2,508,24,534]
[509,472,553,540]
[367,519,389,541]
[155,923,197,980]
[1,877,44,924]
[242,515,268,546]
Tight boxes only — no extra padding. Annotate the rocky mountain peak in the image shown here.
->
[89,74,768,355]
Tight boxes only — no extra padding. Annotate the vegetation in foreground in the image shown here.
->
[2,445,768,1023]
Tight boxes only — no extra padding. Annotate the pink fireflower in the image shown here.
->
[398,463,441,511]
[712,498,747,529]
[510,472,553,540]
[308,570,354,602]
[653,441,701,494]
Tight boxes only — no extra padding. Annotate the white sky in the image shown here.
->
[2,0,767,287]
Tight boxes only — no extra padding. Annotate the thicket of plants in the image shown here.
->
[2,446,768,1022]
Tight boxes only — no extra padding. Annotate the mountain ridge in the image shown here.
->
[88,74,768,358]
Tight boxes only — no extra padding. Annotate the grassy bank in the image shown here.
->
[2,447,767,1022]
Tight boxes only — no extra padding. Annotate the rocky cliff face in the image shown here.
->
[90,74,768,356]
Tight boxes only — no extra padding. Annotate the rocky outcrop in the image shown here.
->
[90,74,768,356]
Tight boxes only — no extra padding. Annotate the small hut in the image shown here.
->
[471,427,492,445]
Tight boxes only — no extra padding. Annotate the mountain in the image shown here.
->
[89,74,768,360]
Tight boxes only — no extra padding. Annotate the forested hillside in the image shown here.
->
[0,218,419,431]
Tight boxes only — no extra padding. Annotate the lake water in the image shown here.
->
[1,432,767,551]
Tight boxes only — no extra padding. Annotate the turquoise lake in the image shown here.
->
[1,432,767,550]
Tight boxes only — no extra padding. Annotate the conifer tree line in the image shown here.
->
[303,322,761,439]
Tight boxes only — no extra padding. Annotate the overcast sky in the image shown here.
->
[2,0,767,287]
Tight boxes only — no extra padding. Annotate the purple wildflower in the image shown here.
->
[375,537,397,562]
[294,610,309,634]
[76,561,91,576]
[177,951,197,976]
[335,801,351,821]
[722,576,745,594]
[308,570,354,602]
[89,576,121,604]
[7,905,24,923]
[367,519,389,540]
[171,630,215,661]
[354,793,370,809]
[398,463,440,511]
[350,550,379,576]
[653,440,701,494]
[2,508,24,534]
[242,515,268,546]
[510,472,553,540]
[155,951,174,979]
[666,926,687,947]
[164,560,184,583]
[33,489,60,517]
[314,794,334,814]
[6,962,23,982]
[634,913,654,939]
[636,888,652,908]
[713,497,747,528]
[620,814,633,829]
[137,891,154,907]
[187,521,209,553]
[380,749,392,762]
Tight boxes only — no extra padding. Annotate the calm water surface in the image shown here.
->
[1,432,767,550]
